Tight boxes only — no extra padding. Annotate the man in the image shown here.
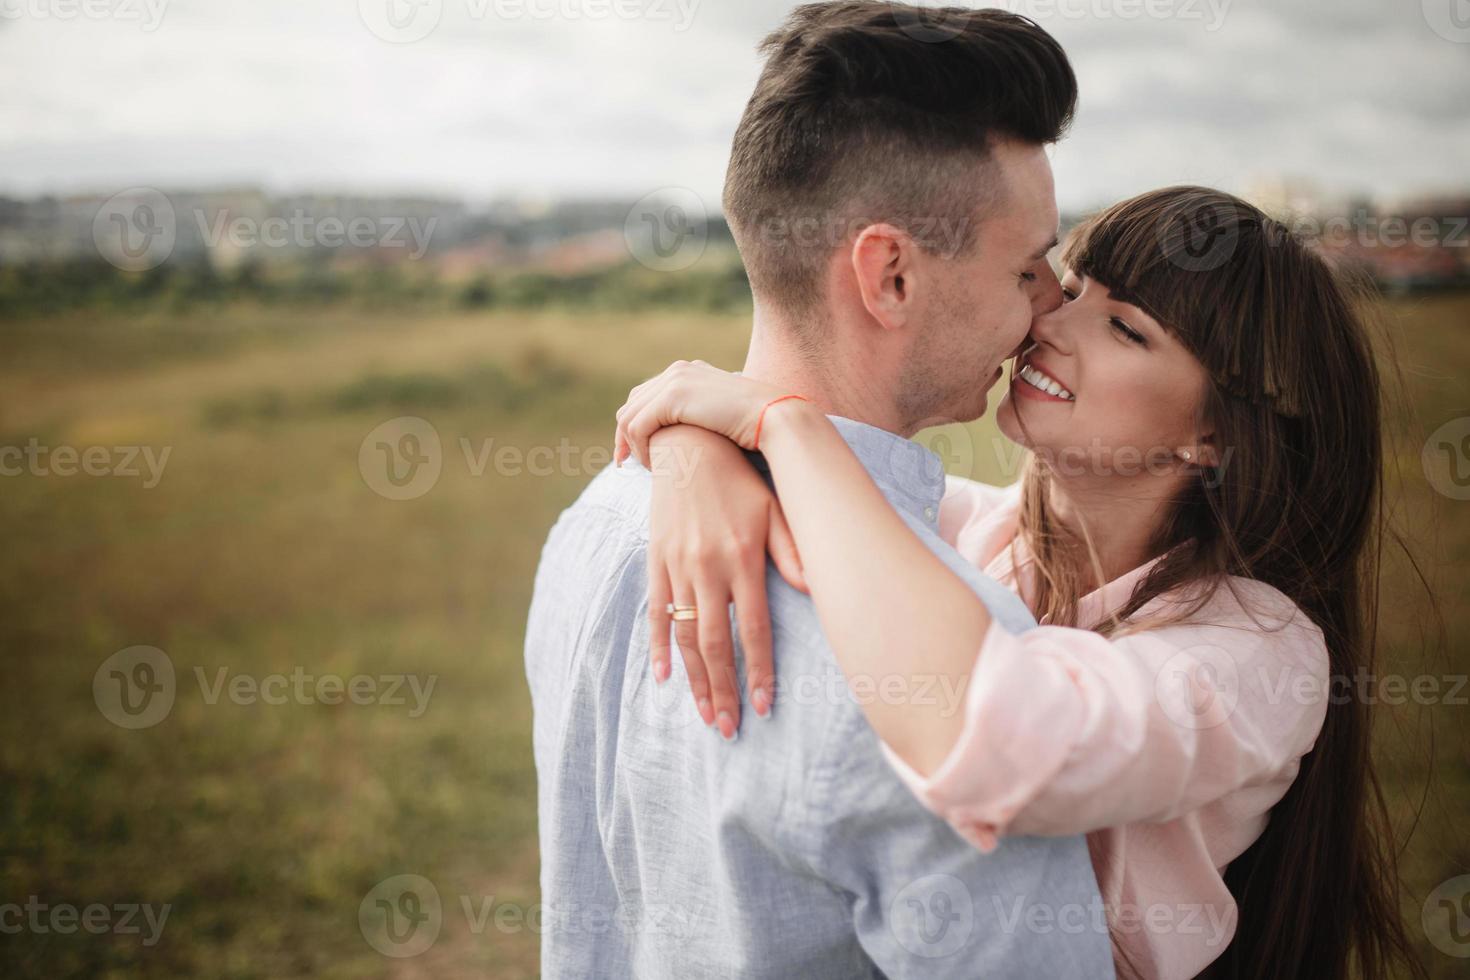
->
[525,3,1113,976]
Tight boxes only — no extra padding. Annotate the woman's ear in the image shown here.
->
[1187,428,1222,469]
[851,223,917,332]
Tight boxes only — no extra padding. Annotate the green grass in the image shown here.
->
[0,297,1466,977]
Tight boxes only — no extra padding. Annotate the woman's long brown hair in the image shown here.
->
[1016,187,1425,979]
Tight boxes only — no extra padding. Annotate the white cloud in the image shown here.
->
[0,0,1465,209]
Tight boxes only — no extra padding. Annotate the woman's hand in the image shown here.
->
[642,425,806,740]
[614,360,788,469]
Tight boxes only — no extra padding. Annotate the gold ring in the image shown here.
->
[667,603,698,622]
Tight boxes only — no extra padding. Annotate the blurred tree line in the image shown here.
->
[0,255,756,318]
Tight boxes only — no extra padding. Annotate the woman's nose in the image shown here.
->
[1027,291,1073,353]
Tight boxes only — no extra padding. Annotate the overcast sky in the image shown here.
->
[1,0,1466,211]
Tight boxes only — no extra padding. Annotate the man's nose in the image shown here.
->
[1030,262,1063,317]
[1027,285,1072,352]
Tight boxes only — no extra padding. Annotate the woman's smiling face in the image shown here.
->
[996,271,1215,479]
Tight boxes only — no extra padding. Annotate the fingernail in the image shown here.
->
[697,697,713,725]
[717,711,737,741]
[653,660,670,683]
[752,688,770,717]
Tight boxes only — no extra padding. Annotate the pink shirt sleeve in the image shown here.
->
[882,584,1330,852]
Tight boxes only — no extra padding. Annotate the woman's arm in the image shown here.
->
[735,399,995,773]
[617,361,995,774]
[883,610,1329,848]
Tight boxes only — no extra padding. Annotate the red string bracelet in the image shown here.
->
[753,394,811,451]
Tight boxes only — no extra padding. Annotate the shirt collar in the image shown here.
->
[750,414,946,532]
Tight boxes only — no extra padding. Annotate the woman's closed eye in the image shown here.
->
[1110,317,1147,346]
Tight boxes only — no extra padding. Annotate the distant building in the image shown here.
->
[1243,177,1469,292]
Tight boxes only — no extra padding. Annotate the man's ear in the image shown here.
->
[851,223,918,332]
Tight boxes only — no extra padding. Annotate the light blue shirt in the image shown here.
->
[524,416,1113,978]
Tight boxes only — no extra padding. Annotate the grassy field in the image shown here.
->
[1,296,1466,977]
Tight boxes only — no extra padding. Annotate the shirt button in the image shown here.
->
[923,506,936,522]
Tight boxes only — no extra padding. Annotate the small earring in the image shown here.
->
[1180,450,1192,461]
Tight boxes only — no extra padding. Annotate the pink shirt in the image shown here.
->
[884,478,1330,979]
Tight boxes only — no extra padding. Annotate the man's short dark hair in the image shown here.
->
[723,2,1077,317]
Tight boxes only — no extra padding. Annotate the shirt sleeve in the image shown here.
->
[882,591,1330,850]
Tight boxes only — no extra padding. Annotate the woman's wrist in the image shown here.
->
[753,397,826,455]
[649,423,746,479]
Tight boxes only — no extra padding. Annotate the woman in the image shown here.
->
[611,188,1421,979]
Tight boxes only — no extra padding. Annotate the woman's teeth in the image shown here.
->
[1018,364,1076,401]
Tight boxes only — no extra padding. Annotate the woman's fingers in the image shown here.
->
[615,372,673,467]
[694,577,742,740]
[616,361,770,466]
[615,401,648,468]
[647,558,674,685]
[614,386,641,465]
[765,501,807,594]
[614,427,631,466]
[670,586,716,727]
[628,405,672,475]
[732,560,775,718]
[622,384,675,469]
